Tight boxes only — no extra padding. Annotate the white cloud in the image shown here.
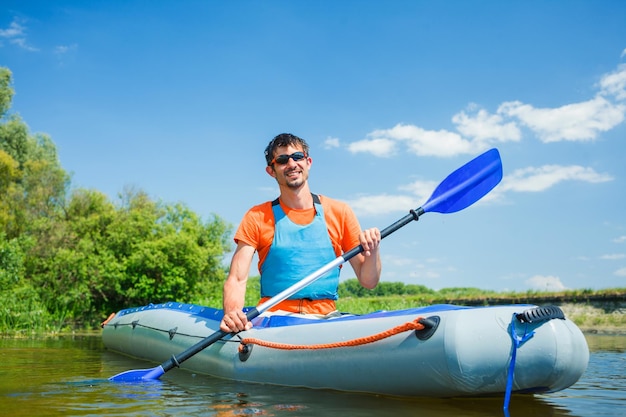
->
[383,254,421,268]
[498,96,625,142]
[601,253,626,260]
[0,18,38,51]
[339,57,624,216]
[10,38,36,51]
[398,180,439,205]
[365,123,474,157]
[53,43,79,66]
[345,179,442,217]
[615,267,626,277]
[344,194,419,216]
[54,43,78,55]
[452,106,521,144]
[499,165,613,193]
[599,63,626,101]
[323,136,340,149]
[0,19,25,38]
[342,59,626,158]
[347,161,509,218]
[347,137,396,157]
[525,275,567,291]
[613,235,626,244]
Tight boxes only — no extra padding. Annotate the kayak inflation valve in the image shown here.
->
[239,343,253,362]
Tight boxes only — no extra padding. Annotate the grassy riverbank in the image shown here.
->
[558,303,626,335]
[336,287,626,335]
[2,284,624,335]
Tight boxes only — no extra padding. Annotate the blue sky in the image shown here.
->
[2,1,625,292]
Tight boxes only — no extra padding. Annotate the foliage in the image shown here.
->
[0,67,233,332]
[0,68,13,118]
[338,278,435,298]
[436,287,499,299]
[0,233,50,332]
[195,275,261,310]
[337,278,626,315]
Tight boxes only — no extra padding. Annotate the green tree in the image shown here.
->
[0,150,19,231]
[0,68,13,118]
[27,189,120,326]
[0,115,30,171]
[26,178,233,327]
[114,191,232,308]
[339,278,436,298]
[0,233,49,332]
[0,66,235,331]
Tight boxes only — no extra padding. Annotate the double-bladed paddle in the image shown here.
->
[109,147,503,382]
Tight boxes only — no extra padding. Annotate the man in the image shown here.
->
[220,133,381,333]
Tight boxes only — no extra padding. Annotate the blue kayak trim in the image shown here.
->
[111,302,535,329]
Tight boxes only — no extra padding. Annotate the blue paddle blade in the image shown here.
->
[109,365,165,382]
[422,148,502,214]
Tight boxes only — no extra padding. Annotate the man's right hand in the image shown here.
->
[219,310,253,333]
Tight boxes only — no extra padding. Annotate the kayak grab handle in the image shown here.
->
[515,306,565,324]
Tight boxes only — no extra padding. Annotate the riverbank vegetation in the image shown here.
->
[234,278,625,334]
[335,279,626,334]
[336,280,626,311]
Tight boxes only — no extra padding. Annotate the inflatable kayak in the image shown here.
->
[101,302,588,398]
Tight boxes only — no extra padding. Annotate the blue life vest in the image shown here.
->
[260,194,340,300]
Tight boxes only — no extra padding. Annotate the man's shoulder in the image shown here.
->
[236,201,274,237]
[248,200,273,212]
[240,201,274,223]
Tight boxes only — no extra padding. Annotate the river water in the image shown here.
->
[0,333,623,417]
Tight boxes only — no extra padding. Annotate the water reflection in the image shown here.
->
[0,333,623,417]
[585,333,626,352]
[542,335,625,417]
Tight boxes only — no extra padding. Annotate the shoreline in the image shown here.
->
[559,303,626,336]
[2,300,625,337]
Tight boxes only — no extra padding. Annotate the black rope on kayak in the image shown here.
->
[104,321,206,340]
[168,327,178,340]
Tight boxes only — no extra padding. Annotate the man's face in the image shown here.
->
[266,144,312,190]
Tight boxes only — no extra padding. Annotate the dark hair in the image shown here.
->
[264,133,310,166]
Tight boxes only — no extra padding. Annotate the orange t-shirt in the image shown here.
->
[234,195,362,274]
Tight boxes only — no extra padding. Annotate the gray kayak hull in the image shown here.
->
[102,303,588,397]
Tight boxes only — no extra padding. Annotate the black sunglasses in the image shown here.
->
[270,151,308,165]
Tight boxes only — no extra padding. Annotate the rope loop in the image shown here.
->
[238,317,426,353]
